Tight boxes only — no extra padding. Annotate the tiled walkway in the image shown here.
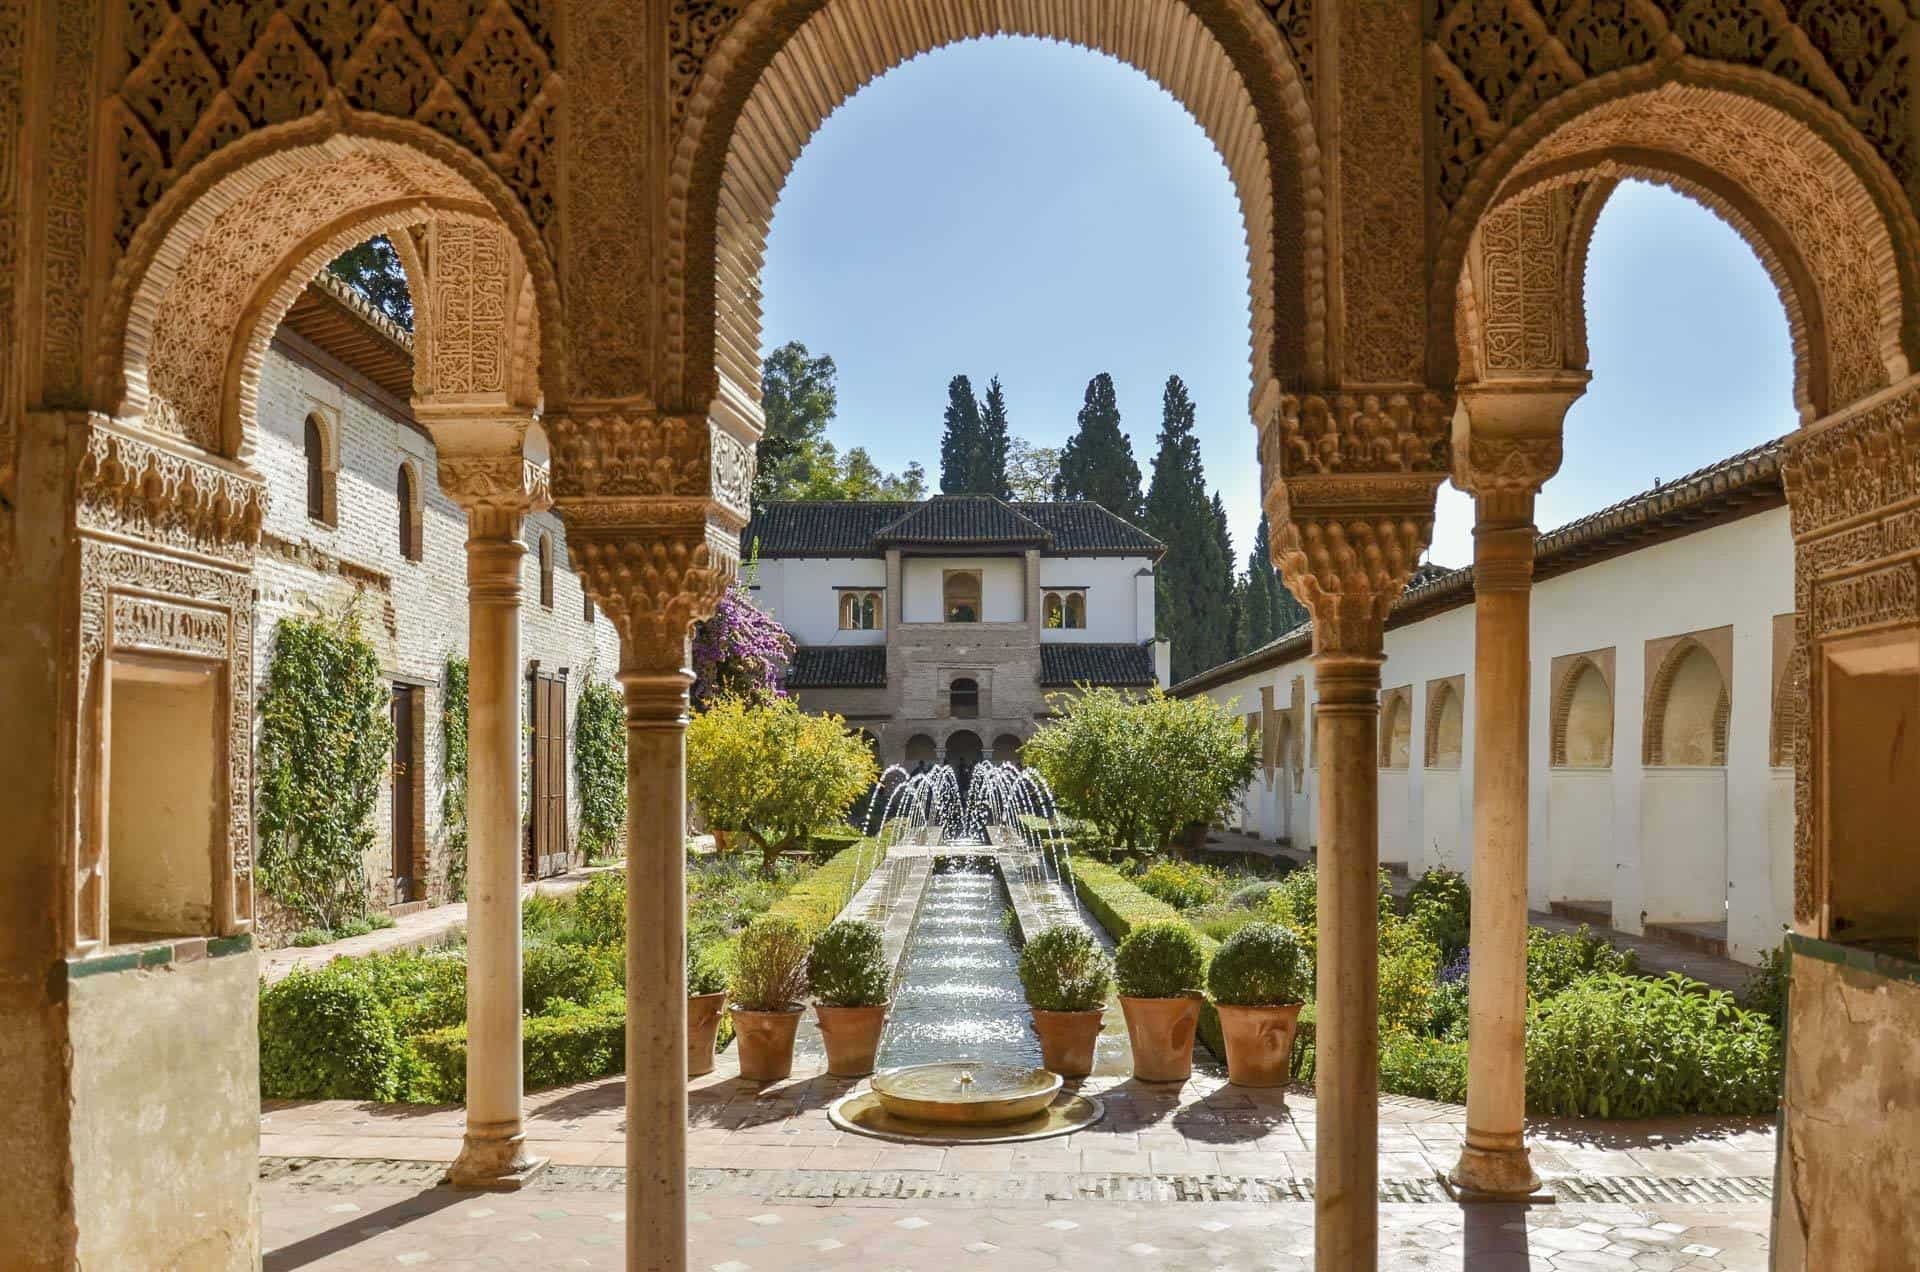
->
[261,1048,1777,1269]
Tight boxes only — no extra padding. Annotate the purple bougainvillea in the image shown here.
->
[691,582,795,709]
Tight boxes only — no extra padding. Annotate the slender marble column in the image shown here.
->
[623,658,692,1270]
[447,498,545,1189]
[1449,489,1545,1198]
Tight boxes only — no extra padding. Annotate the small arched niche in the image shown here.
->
[1425,677,1464,769]
[1646,638,1730,767]
[1553,656,1615,769]
[1381,689,1412,770]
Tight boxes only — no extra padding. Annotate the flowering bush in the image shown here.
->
[691,583,795,709]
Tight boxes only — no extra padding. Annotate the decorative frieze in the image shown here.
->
[1263,391,1452,480]
[109,595,229,661]
[1812,563,1920,639]
[75,422,266,562]
[1782,384,1920,539]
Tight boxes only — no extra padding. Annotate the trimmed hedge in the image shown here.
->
[1069,859,1225,1061]
[259,967,404,1100]
[761,838,884,934]
[410,995,627,1103]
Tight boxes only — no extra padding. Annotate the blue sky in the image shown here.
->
[761,37,1796,568]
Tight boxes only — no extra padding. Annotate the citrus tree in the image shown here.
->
[686,697,878,874]
[1024,686,1255,857]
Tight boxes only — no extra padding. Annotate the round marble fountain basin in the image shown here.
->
[869,1061,1063,1126]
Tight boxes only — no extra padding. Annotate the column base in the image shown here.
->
[1443,1138,1552,1204]
[446,1127,548,1191]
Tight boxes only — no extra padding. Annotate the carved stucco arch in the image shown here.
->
[1436,73,1920,422]
[103,124,561,460]
[672,0,1321,417]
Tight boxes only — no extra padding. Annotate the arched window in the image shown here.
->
[840,593,857,628]
[1648,642,1729,767]
[905,734,938,768]
[992,733,1024,765]
[583,591,596,624]
[302,413,336,526]
[1553,659,1614,768]
[1064,592,1086,629]
[946,729,983,767]
[1380,692,1411,769]
[1425,679,1463,769]
[396,463,422,562]
[949,677,980,719]
[861,592,879,629]
[538,533,554,609]
[944,570,982,623]
[1044,592,1064,628]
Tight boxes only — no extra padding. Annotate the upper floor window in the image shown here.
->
[944,570,982,623]
[538,533,555,609]
[1044,589,1087,629]
[584,591,596,624]
[950,677,980,719]
[838,590,883,630]
[396,462,423,562]
[303,413,337,526]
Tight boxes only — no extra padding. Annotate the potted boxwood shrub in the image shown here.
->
[687,941,729,1078]
[1018,925,1113,1078]
[808,919,891,1077]
[1206,921,1310,1088]
[1115,921,1208,1082]
[728,916,810,1082]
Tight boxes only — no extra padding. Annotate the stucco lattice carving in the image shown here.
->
[1429,0,1920,213]
[550,412,713,502]
[1264,391,1452,479]
[437,455,551,514]
[413,217,517,398]
[1270,509,1439,657]
[75,423,267,563]
[569,529,734,671]
[1458,434,1566,500]
[1782,380,1920,540]
[109,0,557,252]
[1471,186,1579,375]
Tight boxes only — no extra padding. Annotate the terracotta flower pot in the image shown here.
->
[1119,992,1204,1083]
[687,990,727,1077]
[1214,1001,1304,1089]
[730,1005,803,1082]
[815,1002,890,1077]
[1030,1007,1105,1078]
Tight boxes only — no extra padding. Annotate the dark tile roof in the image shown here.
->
[787,645,887,689]
[874,496,1051,547]
[743,497,1163,558]
[1039,642,1158,688]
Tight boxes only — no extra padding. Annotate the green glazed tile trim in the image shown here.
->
[64,950,144,980]
[1786,933,1920,987]
[208,933,254,959]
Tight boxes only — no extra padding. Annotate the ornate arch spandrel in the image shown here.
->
[1431,71,1920,418]
[669,0,1322,412]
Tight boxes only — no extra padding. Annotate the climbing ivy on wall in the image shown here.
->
[441,656,469,900]
[575,677,627,862]
[257,614,395,930]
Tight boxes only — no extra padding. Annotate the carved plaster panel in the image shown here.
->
[566,525,736,672]
[109,595,231,661]
[75,421,267,563]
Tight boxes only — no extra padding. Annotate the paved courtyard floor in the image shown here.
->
[261,1050,1777,1270]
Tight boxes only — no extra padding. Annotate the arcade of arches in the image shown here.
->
[5,2,1920,1268]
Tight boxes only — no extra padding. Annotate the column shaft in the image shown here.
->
[1313,652,1383,1270]
[624,664,691,1272]
[1450,505,1542,1198]
[449,513,542,1188]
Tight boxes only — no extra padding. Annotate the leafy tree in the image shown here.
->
[1023,687,1256,858]
[757,342,839,507]
[939,375,985,495]
[1142,376,1236,681]
[257,614,395,930]
[574,678,627,862]
[1007,437,1061,501]
[1054,373,1142,519]
[795,443,925,501]
[687,697,879,874]
[973,376,1015,499]
[327,236,413,328]
[691,578,796,710]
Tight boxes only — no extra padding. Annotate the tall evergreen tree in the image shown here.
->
[1244,515,1276,649]
[1054,373,1142,519]
[973,377,1014,499]
[1207,491,1238,673]
[939,375,984,495]
[1142,376,1236,682]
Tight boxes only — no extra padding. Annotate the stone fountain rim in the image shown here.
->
[826,1085,1105,1146]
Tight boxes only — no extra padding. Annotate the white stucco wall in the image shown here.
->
[901,556,1026,624]
[1185,504,1795,965]
[748,557,888,646]
[1037,556,1157,642]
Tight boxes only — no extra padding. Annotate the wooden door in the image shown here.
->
[528,669,571,878]
[390,685,418,902]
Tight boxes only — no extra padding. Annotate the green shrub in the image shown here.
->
[806,826,865,861]
[1527,925,1638,1000]
[757,840,881,935]
[408,995,627,1103]
[369,912,397,931]
[1408,868,1471,962]
[523,942,617,1013]
[1115,921,1207,999]
[1018,926,1113,1012]
[1136,860,1228,910]
[1526,973,1780,1117]
[1377,914,1441,1034]
[1738,942,1788,1030]
[1069,858,1224,1058]
[1228,879,1288,909]
[573,872,628,945]
[522,892,587,946]
[1261,867,1319,955]
[807,920,890,1007]
[731,916,810,1010]
[575,678,627,861]
[336,916,374,939]
[1426,976,1470,1041]
[1186,904,1263,944]
[687,941,728,996]
[1207,922,1310,1006]
[1379,1031,1468,1103]
[290,928,333,947]
[333,948,467,1037]
[260,968,403,1100]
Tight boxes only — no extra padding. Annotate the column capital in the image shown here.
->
[1260,387,1450,658]
[420,409,553,538]
[568,522,735,674]
[1452,377,1586,517]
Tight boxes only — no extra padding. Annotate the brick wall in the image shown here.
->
[251,336,622,940]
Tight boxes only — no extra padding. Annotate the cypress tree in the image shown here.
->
[1207,491,1238,673]
[1054,373,1142,519]
[1243,543,1274,650]
[939,375,984,495]
[974,377,1014,499]
[1142,376,1238,682]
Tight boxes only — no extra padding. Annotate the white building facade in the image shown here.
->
[744,497,1168,768]
[1176,443,1794,965]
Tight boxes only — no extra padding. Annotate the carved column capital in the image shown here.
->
[1452,378,1584,523]
[570,524,735,674]
[1260,388,1450,657]
[421,410,552,541]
